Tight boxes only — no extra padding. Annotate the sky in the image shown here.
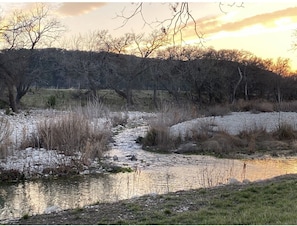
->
[1,1,297,71]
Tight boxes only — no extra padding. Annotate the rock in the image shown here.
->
[126,154,137,161]
[175,142,198,154]
[44,205,61,214]
[135,136,143,144]
[243,179,251,184]
[228,178,241,185]
[130,155,137,161]
[113,155,118,161]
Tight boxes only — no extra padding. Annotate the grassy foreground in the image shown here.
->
[15,174,297,225]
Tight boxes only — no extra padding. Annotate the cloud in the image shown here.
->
[193,6,297,35]
[57,3,106,16]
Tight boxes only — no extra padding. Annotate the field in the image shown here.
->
[21,88,179,112]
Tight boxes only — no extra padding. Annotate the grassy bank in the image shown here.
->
[21,88,178,111]
[15,174,297,225]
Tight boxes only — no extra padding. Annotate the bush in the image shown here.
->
[142,126,173,152]
[47,95,56,108]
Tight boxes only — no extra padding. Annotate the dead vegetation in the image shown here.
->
[0,117,12,159]
[20,112,111,165]
[142,101,297,158]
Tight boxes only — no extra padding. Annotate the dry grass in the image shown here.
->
[273,123,297,140]
[142,103,195,151]
[0,117,12,158]
[144,110,297,157]
[189,120,217,141]
[110,112,128,127]
[73,99,110,119]
[22,113,111,163]
[231,99,274,113]
[158,102,201,127]
[275,101,297,112]
[204,105,231,117]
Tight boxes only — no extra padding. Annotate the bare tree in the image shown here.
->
[116,2,245,45]
[1,3,65,50]
[0,3,66,112]
[270,57,291,103]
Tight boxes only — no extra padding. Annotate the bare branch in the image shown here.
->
[115,3,204,46]
[219,2,245,14]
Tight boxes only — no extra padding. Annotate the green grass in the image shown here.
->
[21,88,178,111]
[117,177,297,225]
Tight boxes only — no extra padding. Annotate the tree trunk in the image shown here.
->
[126,88,134,107]
[8,85,18,113]
[244,67,248,101]
[16,83,30,106]
[232,67,243,104]
[153,83,158,109]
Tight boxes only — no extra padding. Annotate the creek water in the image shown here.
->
[1,156,297,221]
[2,112,297,221]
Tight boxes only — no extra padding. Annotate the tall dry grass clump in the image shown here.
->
[0,117,12,158]
[158,102,201,126]
[73,98,110,119]
[231,99,274,113]
[275,101,297,112]
[142,103,195,151]
[26,113,111,162]
[273,123,296,140]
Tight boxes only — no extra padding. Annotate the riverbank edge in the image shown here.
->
[11,173,297,225]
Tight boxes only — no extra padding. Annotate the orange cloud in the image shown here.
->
[57,3,106,16]
[190,6,297,36]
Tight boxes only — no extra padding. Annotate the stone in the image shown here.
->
[130,155,137,161]
[113,155,118,161]
[44,205,61,214]
[243,179,251,184]
[175,142,198,154]
[228,178,241,185]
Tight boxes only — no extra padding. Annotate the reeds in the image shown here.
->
[0,117,12,158]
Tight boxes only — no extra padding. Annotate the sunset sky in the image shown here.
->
[1,1,297,71]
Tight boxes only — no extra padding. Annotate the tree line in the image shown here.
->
[0,46,296,112]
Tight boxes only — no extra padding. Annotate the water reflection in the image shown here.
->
[1,157,297,221]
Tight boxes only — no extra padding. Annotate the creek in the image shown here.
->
[1,112,297,221]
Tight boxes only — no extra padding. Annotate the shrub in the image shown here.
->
[47,95,56,108]
[142,126,173,152]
